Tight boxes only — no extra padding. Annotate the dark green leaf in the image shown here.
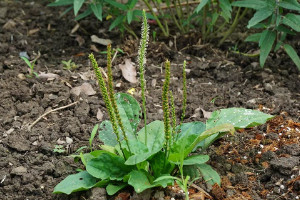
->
[127,10,134,24]
[74,0,85,16]
[284,44,300,70]
[75,7,92,20]
[91,3,103,21]
[245,33,262,42]
[197,164,221,186]
[86,153,133,180]
[195,0,210,13]
[232,0,266,9]
[59,6,73,18]
[259,30,276,67]
[149,151,175,178]
[128,170,173,193]
[282,14,300,32]
[104,0,127,10]
[127,0,138,9]
[48,0,74,7]
[106,183,127,195]
[279,0,300,11]
[219,0,232,22]
[53,171,107,194]
[247,8,273,28]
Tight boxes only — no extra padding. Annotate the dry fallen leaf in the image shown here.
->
[3,19,16,30]
[70,83,96,96]
[90,44,100,53]
[192,107,201,118]
[96,108,103,120]
[119,59,137,83]
[75,35,85,46]
[91,35,112,46]
[200,107,212,119]
[28,28,40,35]
[38,72,60,80]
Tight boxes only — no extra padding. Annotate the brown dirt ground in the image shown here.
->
[0,0,300,200]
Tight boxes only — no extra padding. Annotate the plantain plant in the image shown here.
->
[53,10,274,198]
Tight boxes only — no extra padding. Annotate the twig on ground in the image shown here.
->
[27,101,79,131]
[191,183,213,199]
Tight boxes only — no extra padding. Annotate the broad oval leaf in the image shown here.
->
[128,170,173,193]
[86,153,133,180]
[99,120,120,146]
[171,155,209,165]
[206,108,274,129]
[197,164,221,186]
[116,93,141,139]
[53,171,107,194]
[106,183,128,195]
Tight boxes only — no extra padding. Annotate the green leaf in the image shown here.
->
[128,170,173,193]
[106,183,128,195]
[74,0,85,16]
[206,108,274,129]
[89,124,98,148]
[169,124,234,162]
[91,3,103,21]
[86,153,133,180]
[247,8,273,28]
[183,165,201,180]
[171,155,210,165]
[219,0,232,22]
[116,93,141,139]
[127,10,134,24]
[197,164,221,186]
[258,29,268,47]
[259,30,276,67]
[137,120,165,152]
[195,0,210,13]
[277,25,296,35]
[104,0,127,10]
[232,0,266,9]
[284,44,300,70]
[279,0,300,12]
[20,57,32,68]
[245,33,262,42]
[282,14,300,32]
[99,120,119,146]
[59,6,73,18]
[127,0,138,9]
[53,171,107,194]
[48,0,74,7]
[149,151,175,178]
[75,7,92,20]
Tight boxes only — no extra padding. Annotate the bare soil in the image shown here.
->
[0,1,300,200]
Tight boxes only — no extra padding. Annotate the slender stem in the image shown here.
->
[218,8,248,46]
[201,5,208,41]
[123,24,138,39]
[142,0,169,37]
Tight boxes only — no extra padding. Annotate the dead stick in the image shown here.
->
[28,101,79,131]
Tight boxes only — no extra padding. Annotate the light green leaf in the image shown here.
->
[127,0,138,9]
[195,0,210,13]
[48,0,73,7]
[219,0,232,22]
[197,164,221,186]
[169,124,234,162]
[86,153,133,180]
[284,44,300,70]
[206,108,274,129]
[104,0,127,10]
[106,183,127,195]
[75,7,92,20]
[137,120,165,152]
[89,124,98,148]
[171,155,209,165]
[91,3,103,21]
[247,8,273,28]
[53,171,107,194]
[245,33,262,42]
[116,93,141,139]
[259,30,276,67]
[232,0,266,9]
[282,13,300,32]
[128,170,173,193]
[74,0,85,16]
[99,120,119,146]
[20,57,32,68]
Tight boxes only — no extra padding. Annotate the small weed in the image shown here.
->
[20,56,39,77]
[62,59,77,70]
[53,145,65,153]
